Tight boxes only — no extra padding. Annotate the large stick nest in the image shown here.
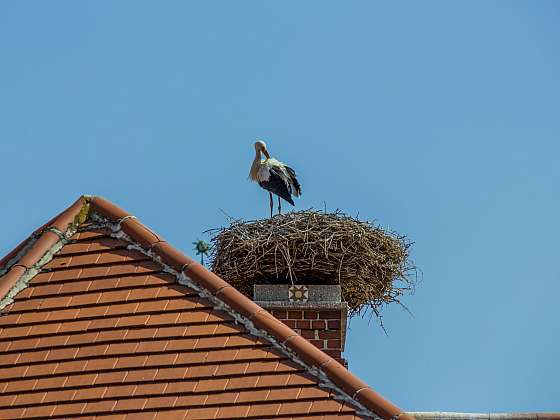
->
[209,210,417,318]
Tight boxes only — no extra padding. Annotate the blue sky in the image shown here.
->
[1,1,559,413]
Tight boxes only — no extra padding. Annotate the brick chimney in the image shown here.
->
[254,284,348,366]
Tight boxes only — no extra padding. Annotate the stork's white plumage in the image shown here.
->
[249,140,301,217]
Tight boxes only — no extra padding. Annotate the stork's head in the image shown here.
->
[254,140,270,159]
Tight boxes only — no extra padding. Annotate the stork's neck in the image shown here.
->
[249,149,264,181]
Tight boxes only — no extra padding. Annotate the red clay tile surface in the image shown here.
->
[0,230,365,418]
[0,197,410,420]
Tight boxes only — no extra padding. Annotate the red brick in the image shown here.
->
[327,319,341,330]
[287,310,303,319]
[312,320,326,329]
[318,330,340,339]
[303,311,319,320]
[295,320,311,329]
[327,339,342,349]
[301,330,316,339]
[319,310,341,319]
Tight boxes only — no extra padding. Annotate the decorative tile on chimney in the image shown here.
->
[254,284,348,366]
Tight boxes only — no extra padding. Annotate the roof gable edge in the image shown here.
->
[0,196,90,308]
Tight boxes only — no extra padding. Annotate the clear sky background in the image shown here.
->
[1,1,559,413]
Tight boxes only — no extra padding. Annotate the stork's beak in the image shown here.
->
[262,148,270,159]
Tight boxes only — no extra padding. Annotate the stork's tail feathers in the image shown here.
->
[285,166,301,198]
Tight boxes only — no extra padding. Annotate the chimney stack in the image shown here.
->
[254,284,348,366]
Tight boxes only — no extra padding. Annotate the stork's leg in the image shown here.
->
[269,192,273,218]
[278,196,282,215]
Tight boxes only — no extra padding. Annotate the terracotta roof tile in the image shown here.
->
[21,404,56,418]
[0,196,416,420]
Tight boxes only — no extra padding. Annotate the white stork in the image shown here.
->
[249,140,302,217]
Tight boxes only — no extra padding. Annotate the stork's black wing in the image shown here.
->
[258,167,295,205]
[285,166,301,197]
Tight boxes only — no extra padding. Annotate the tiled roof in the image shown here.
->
[0,196,413,420]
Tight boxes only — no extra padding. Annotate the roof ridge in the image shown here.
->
[0,195,414,420]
